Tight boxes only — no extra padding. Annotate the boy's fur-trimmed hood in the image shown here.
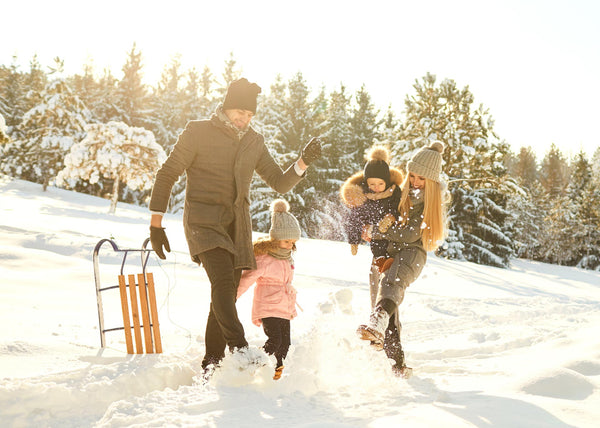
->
[340,166,404,208]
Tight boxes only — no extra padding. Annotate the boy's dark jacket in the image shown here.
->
[340,167,404,246]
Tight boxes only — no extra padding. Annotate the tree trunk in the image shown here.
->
[109,175,120,214]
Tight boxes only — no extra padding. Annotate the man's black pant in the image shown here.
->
[261,317,291,367]
[196,247,247,369]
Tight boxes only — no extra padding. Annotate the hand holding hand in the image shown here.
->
[150,226,171,259]
[300,137,322,166]
[350,244,358,256]
[378,214,396,233]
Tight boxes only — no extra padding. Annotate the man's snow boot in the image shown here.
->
[356,306,390,345]
[230,346,269,371]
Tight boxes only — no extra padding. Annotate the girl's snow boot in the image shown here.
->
[273,365,284,380]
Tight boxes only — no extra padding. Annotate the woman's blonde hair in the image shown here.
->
[397,175,449,252]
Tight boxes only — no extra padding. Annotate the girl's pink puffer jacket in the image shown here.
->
[237,254,297,326]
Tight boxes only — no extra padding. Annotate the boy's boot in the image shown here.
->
[356,306,390,345]
[380,258,394,273]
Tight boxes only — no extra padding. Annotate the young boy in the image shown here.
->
[340,146,403,272]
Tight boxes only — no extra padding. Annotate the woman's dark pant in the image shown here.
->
[261,317,291,367]
[196,248,247,369]
[384,316,404,368]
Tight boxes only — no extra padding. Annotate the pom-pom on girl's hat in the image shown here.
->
[269,199,301,241]
[222,78,262,114]
[363,146,391,187]
[407,141,445,182]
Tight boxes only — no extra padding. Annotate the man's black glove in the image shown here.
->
[301,137,322,166]
[150,226,171,260]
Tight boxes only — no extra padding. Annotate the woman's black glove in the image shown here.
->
[150,226,170,259]
[301,137,322,166]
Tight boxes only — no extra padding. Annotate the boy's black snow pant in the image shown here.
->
[196,247,247,369]
[261,317,291,367]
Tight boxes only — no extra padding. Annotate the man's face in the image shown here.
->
[224,109,254,130]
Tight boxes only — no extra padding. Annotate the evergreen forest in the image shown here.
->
[1,48,599,270]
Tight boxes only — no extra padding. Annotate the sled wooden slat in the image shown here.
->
[93,238,163,354]
[146,273,163,353]
[127,274,143,354]
[117,275,134,354]
[137,273,154,354]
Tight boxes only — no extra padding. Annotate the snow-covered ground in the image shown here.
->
[1,176,599,427]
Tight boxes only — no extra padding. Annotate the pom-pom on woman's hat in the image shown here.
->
[407,141,444,182]
[363,146,391,187]
[269,199,301,241]
[222,78,262,114]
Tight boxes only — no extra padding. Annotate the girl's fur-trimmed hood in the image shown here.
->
[340,166,404,208]
[253,236,296,255]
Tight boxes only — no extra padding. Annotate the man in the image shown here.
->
[148,78,321,372]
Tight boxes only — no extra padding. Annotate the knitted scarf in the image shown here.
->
[267,247,293,262]
[216,105,249,141]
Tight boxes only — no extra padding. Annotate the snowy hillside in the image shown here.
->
[1,176,599,427]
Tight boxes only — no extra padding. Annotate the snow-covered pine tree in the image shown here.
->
[378,106,400,148]
[567,151,600,269]
[394,73,516,267]
[249,76,290,232]
[5,59,91,190]
[22,55,47,118]
[534,145,576,265]
[308,84,355,240]
[536,191,579,265]
[350,85,381,167]
[511,146,538,188]
[0,113,9,145]
[539,143,568,198]
[185,66,215,122]
[0,61,30,177]
[115,44,149,129]
[147,55,188,150]
[216,53,241,101]
[0,64,17,135]
[91,69,120,124]
[503,146,545,259]
[56,121,167,214]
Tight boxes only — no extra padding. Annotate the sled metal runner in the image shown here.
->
[92,238,162,353]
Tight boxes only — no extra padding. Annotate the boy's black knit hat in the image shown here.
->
[363,146,391,187]
[222,78,262,114]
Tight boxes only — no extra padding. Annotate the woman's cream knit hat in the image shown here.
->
[407,141,445,182]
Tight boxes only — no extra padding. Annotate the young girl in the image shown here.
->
[237,199,301,380]
[356,141,448,376]
[340,145,404,272]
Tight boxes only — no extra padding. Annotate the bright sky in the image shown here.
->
[2,0,599,158]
